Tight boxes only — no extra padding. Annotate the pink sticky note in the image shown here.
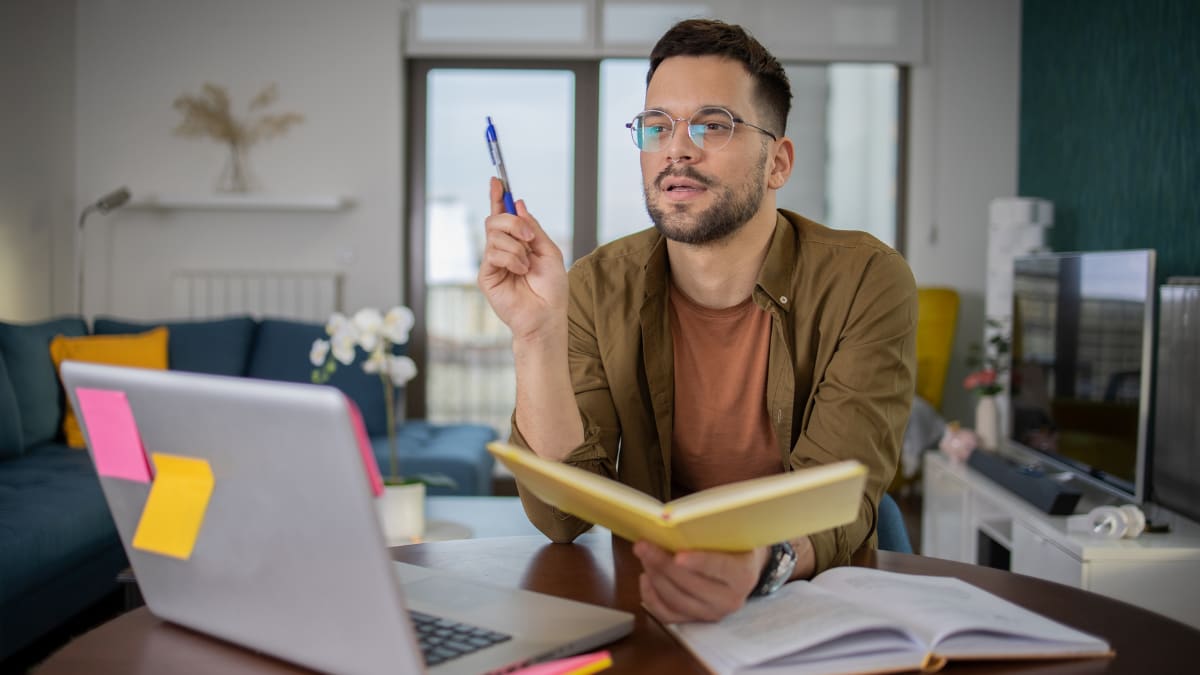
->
[511,651,612,675]
[74,387,153,483]
[345,397,384,497]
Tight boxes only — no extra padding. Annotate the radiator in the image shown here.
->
[170,270,343,322]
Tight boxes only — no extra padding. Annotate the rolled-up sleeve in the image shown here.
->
[509,263,623,542]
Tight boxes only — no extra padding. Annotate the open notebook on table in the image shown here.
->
[665,566,1112,674]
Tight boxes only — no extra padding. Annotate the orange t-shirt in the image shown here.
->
[669,284,780,498]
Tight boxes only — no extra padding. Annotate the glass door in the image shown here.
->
[406,62,596,435]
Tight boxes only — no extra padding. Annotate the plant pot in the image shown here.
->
[377,482,426,543]
[974,395,1001,451]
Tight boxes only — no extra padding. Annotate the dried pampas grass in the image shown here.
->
[173,82,304,148]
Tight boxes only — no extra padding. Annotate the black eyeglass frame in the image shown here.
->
[624,106,779,153]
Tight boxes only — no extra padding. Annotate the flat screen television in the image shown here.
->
[1008,249,1156,503]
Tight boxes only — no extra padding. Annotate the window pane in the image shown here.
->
[780,63,899,247]
[598,59,651,244]
[424,69,575,435]
[826,64,898,247]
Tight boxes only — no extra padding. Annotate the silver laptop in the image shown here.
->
[61,361,632,675]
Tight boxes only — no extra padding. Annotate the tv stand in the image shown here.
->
[922,451,1200,629]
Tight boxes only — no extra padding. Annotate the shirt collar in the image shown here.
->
[755,211,798,314]
[639,211,796,311]
[641,232,670,299]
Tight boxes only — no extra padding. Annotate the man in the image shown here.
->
[478,19,916,623]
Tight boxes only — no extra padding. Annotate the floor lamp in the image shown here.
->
[76,187,132,317]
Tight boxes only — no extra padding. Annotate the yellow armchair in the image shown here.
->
[890,287,959,498]
[915,287,959,411]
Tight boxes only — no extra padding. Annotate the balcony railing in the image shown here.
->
[426,283,515,437]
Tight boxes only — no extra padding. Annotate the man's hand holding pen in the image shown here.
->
[478,177,568,344]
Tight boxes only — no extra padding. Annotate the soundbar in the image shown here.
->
[967,450,1083,515]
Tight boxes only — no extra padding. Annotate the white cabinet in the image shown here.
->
[919,456,970,561]
[922,451,1200,629]
[1011,521,1082,587]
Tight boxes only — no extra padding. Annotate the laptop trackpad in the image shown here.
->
[402,576,508,612]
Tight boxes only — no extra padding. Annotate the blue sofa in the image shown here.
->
[0,315,496,661]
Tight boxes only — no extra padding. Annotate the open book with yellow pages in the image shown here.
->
[486,442,866,552]
[666,566,1113,674]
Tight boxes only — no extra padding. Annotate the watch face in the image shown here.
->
[754,542,797,597]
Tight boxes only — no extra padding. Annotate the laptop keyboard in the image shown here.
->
[409,610,512,666]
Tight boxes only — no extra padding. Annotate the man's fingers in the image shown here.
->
[633,541,672,570]
[641,570,724,623]
[485,211,534,245]
[639,574,688,624]
[486,229,531,264]
[635,542,749,622]
[479,220,533,280]
[514,200,560,257]
[489,177,507,217]
[676,549,760,588]
[485,190,560,265]
[480,246,530,278]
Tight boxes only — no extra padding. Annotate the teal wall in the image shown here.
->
[1019,0,1200,281]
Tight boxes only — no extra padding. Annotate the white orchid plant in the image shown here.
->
[309,306,436,486]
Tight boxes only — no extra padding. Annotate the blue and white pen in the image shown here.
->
[485,116,517,215]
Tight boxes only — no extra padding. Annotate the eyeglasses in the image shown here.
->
[626,106,778,153]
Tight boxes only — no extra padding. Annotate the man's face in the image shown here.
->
[640,55,774,246]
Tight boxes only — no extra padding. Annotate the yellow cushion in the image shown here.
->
[915,288,959,411]
[49,327,169,448]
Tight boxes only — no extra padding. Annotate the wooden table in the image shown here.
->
[38,533,1200,673]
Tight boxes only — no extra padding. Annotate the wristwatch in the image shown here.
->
[750,541,797,597]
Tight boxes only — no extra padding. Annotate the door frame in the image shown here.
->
[404,59,600,418]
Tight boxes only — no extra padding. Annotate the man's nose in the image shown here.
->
[664,121,698,164]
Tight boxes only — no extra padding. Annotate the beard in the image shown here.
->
[644,150,768,246]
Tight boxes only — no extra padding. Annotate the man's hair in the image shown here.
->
[647,19,792,136]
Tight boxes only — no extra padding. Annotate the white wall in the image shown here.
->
[24,0,1018,428]
[905,0,1022,425]
[75,0,405,320]
[0,0,76,322]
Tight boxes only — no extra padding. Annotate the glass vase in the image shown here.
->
[974,395,1001,451]
[216,143,255,193]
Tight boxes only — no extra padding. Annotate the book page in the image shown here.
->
[670,580,924,671]
[810,568,1110,657]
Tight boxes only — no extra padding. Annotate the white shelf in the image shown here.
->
[127,194,354,212]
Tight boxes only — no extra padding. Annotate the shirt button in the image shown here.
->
[780,296,788,304]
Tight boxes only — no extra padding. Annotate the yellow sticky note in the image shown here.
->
[132,453,215,560]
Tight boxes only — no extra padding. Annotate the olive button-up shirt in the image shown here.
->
[511,209,917,576]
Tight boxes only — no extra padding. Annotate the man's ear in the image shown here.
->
[767,136,794,190]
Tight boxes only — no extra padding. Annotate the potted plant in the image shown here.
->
[963,319,1010,451]
[172,82,304,193]
[309,306,449,541]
